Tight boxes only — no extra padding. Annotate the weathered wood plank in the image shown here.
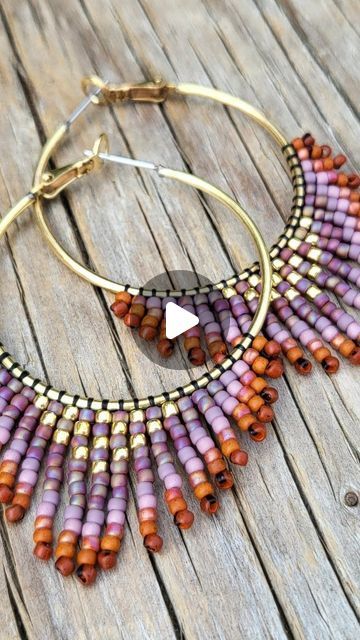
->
[0,1,359,639]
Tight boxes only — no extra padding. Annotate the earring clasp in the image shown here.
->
[35,134,109,199]
[81,75,173,105]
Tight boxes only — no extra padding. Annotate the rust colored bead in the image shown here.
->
[247,395,264,413]
[0,471,15,488]
[337,173,348,187]
[348,174,360,189]
[138,508,157,523]
[33,528,53,544]
[0,484,13,504]
[6,504,25,522]
[215,469,234,490]
[251,356,268,375]
[12,493,31,509]
[313,347,330,363]
[349,347,360,365]
[139,325,157,341]
[110,300,128,318]
[311,144,322,159]
[0,461,17,474]
[184,336,199,351]
[101,535,121,553]
[55,556,75,577]
[140,520,158,537]
[164,488,182,502]
[157,339,174,358]
[168,497,187,515]
[321,145,331,158]
[77,549,97,566]
[124,313,141,328]
[322,356,339,374]
[98,550,117,571]
[200,495,219,514]
[203,448,222,464]
[55,542,76,560]
[115,291,132,305]
[333,154,346,169]
[264,340,281,358]
[302,133,315,147]
[222,437,242,455]
[250,377,267,393]
[141,315,159,329]
[230,449,248,466]
[174,509,194,529]
[249,423,267,442]
[292,137,305,150]
[237,414,256,431]
[207,458,226,475]
[323,158,334,170]
[252,336,267,352]
[144,533,163,552]
[212,352,226,365]
[189,347,206,366]
[194,481,215,501]
[257,405,274,423]
[77,564,97,585]
[265,358,284,378]
[58,530,78,545]
[33,542,52,561]
[339,339,356,357]
[286,346,302,363]
[231,402,250,422]
[295,358,312,375]
[35,516,53,530]
[260,386,278,404]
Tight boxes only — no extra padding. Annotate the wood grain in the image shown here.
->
[0,1,359,639]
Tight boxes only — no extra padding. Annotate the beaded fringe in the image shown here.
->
[0,134,359,585]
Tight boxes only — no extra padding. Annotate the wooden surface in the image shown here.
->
[0,1,359,639]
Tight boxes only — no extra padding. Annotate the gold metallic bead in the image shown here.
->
[299,217,312,230]
[112,447,129,461]
[248,273,261,287]
[270,288,281,301]
[53,429,70,445]
[95,409,112,424]
[272,272,283,286]
[272,257,285,271]
[74,420,91,436]
[130,433,146,449]
[288,238,301,251]
[129,409,145,423]
[62,405,79,421]
[287,272,302,286]
[308,247,322,262]
[34,394,49,410]
[93,436,109,449]
[112,420,128,435]
[289,254,303,269]
[221,286,237,299]
[307,285,321,300]
[72,445,89,460]
[243,288,257,302]
[41,411,57,427]
[306,233,319,245]
[308,265,322,279]
[92,460,108,473]
[147,418,162,434]
[161,401,178,418]
[284,287,299,302]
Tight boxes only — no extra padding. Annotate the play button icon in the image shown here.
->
[165,302,199,340]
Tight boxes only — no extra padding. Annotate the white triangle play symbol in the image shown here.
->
[165,302,199,340]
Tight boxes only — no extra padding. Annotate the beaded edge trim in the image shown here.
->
[0,144,304,410]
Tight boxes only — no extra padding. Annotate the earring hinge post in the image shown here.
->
[83,150,158,172]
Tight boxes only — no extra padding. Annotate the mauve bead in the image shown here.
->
[11,395,28,411]
[185,457,204,474]
[22,458,40,471]
[0,427,11,445]
[137,481,155,496]
[87,509,105,525]
[66,518,83,535]
[108,498,126,512]
[0,371,11,385]
[138,494,156,509]
[70,495,86,508]
[164,473,182,490]
[37,502,56,518]
[174,436,189,451]
[108,511,125,526]
[212,416,230,434]
[197,436,213,455]
[158,463,175,481]
[65,505,83,520]
[12,440,28,455]
[70,480,86,495]
[93,423,109,437]
[112,486,128,500]
[8,379,23,393]
[0,416,14,430]
[0,388,14,401]
[82,524,101,540]
[178,446,196,465]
